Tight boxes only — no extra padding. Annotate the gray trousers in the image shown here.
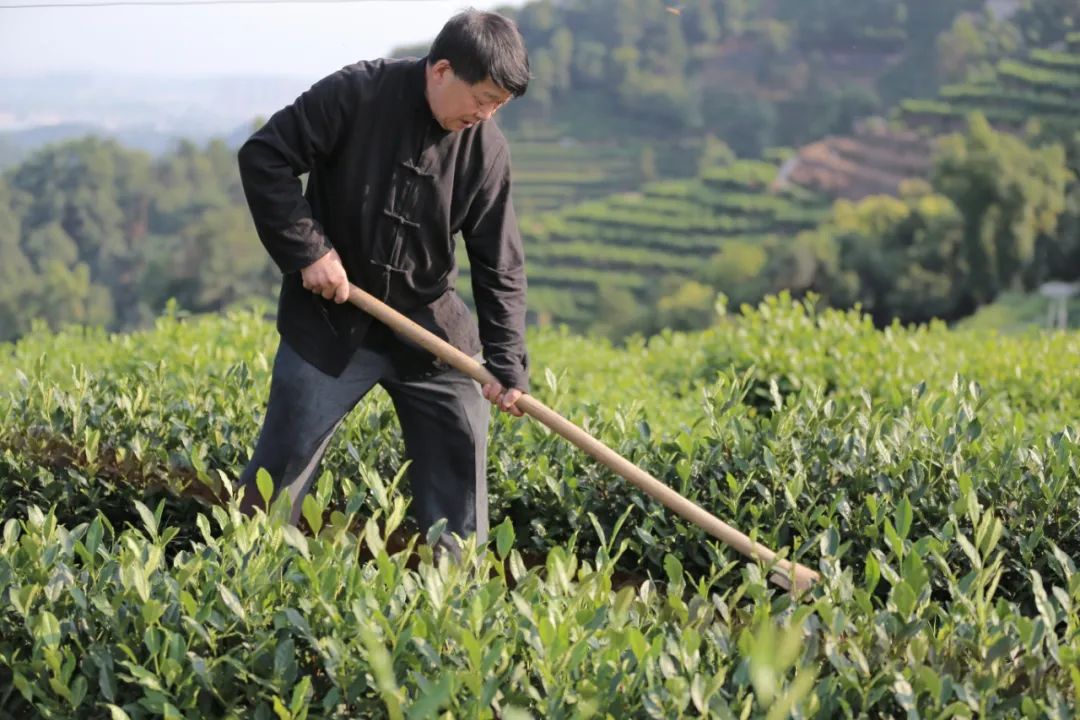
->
[237,338,490,557]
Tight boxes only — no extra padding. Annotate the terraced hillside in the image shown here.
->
[460,160,830,327]
[509,140,643,215]
[508,137,702,216]
[901,32,1080,131]
[779,120,934,200]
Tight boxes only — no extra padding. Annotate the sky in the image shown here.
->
[0,0,527,78]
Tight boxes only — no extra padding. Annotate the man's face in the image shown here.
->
[426,59,513,132]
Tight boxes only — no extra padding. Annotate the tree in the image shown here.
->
[831,187,967,324]
[643,13,689,78]
[697,135,736,175]
[613,0,647,47]
[528,49,556,117]
[0,181,32,341]
[933,114,1071,304]
[572,40,607,86]
[27,261,113,331]
[775,0,907,46]
[936,11,1020,84]
[22,221,79,270]
[1027,129,1080,284]
[686,0,722,44]
[702,91,777,157]
[10,137,152,329]
[164,206,275,312]
[590,284,642,339]
[519,0,556,35]
[1013,0,1080,45]
[764,229,855,308]
[720,0,753,38]
[1,136,275,343]
[550,28,575,93]
[703,241,769,307]
[654,278,717,331]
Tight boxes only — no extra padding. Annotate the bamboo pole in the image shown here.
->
[347,284,819,593]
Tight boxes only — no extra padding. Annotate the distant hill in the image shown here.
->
[3,2,983,176]
[402,0,981,155]
[0,73,305,159]
[0,136,26,171]
[3,0,1077,342]
[0,119,261,171]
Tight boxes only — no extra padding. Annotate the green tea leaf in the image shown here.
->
[664,554,684,587]
[865,552,881,594]
[301,496,323,536]
[69,675,87,709]
[408,673,453,719]
[290,675,311,717]
[256,468,274,507]
[895,497,912,540]
[85,517,102,555]
[106,705,133,720]
[133,500,158,539]
[3,518,20,547]
[890,581,917,619]
[36,610,61,648]
[282,525,310,561]
[217,584,246,622]
[495,518,515,559]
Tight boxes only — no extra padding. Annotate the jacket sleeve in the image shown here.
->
[462,144,530,393]
[237,67,358,274]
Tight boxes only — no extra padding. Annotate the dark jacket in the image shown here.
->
[237,56,530,391]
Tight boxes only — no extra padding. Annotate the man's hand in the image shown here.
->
[301,248,350,303]
[482,382,524,417]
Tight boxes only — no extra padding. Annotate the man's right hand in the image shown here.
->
[301,248,350,303]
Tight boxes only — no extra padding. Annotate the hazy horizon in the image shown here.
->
[0,0,526,79]
[0,0,528,138]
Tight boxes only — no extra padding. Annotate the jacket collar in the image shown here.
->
[409,56,431,110]
[408,55,451,136]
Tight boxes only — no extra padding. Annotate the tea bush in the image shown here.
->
[1,296,1078,717]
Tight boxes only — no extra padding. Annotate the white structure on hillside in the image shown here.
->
[1039,281,1080,329]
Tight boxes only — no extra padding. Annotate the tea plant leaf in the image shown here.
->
[3,518,20,547]
[895,497,912,540]
[256,468,274,507]
[106,705,133,720]
[495,518,515,559]
[301,495,323,536]
[282,525,310,561]
[132,500,157,540]
[217,583,246,622]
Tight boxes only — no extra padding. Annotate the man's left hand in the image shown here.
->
[482,383,524,417]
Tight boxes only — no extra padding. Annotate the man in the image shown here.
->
[235,9,531,561]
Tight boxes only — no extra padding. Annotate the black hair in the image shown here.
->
[429,9,530,97]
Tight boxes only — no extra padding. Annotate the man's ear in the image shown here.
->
[430,58,453,81]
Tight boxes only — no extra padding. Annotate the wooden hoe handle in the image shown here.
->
[347,284,820,593]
